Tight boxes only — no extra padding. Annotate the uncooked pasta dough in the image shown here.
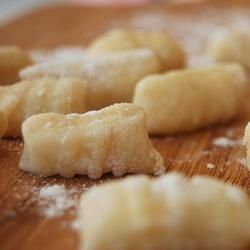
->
[0,46,32,85]
[80,172,250,250]
[243,122,250,171]
[19,103,165,179]
[208,28,250,68]
[88,29,185,72]
[0,78,87,137]
[133,64,246,135]
[20,49,160,110]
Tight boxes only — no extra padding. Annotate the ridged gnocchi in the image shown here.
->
[19,103,165,179]
[88,29,185,72]
[208,28,250,68]
[0,46,32,85]
[20,49,160,110]
[133,64,246,135]
[243,122,250,171]
[80,173,250,250]
[0,77,87,137]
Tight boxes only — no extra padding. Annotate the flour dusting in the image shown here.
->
[38,184,78,218]
[212,137,243,147]
[237,158,247,168]
[207,163,216,169]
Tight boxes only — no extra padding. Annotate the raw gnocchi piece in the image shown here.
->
[0,46,32,85]
[88,29,185,72]
[0,78,87,137]
[80,173,250,250]
[243,122,250,171]
[19,103,165,179]
[208,28,250,68]
[20,49,160,110]
[0,111,7,138]
[133,64,246,135]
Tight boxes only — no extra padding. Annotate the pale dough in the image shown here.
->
[19,103,165,179]
[0,77,87,137]
[133,64,246,135]
[208,28,250,68]
[0,111,7,138]
[80,172,250,250]
[20,49,160,110]
[0,46,32,85]
[88,29,185,72]
[243,122,250,171]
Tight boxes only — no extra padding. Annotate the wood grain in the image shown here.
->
[0,1,250,249]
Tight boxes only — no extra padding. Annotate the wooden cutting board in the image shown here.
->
[0,1,250,250]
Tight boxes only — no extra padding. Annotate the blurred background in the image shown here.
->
[0,0,64,23]
[0,0,202,24]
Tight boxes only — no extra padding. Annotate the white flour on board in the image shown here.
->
[237,158,247,168]
[212,137,243,148]
[207,163,216,169]
[38,184,79,218]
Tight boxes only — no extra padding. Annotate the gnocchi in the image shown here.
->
[0,77,87,137]
[80,172,250,250]
[20,49,160,110]
[133,64,246,135]
[243,122,250,171]
[0,46,32,85]
[88,29,185,72]
[208,28,250,68]
[19,103,165,179]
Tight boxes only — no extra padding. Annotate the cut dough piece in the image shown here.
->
[0,111,7,138]
[243,122,250,171]
[20,103,165,179]
[0,78,87,137]
[20,49,160,111]
[208,28,250,68]
[0,46,32,85]
[88,29,185,72]
[133,64,246,135]
[80,172,250,250]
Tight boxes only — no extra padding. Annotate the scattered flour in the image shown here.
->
[38,184,78,218]
[207,163,216,169]
[2,6,250,236]
[71,218,81,231]
[237,158,247,168]
[212,137,243,147]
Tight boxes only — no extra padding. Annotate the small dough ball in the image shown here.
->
[0,77,87,137]
[0,111,7,138]
[88,29,185,72]
[19,103,165,179]
[80,172,250,250]
[133,64,246,135]
[0,46,32,85]
[243,122,250,171]
[20,49,160,110]
[208,28,250,68]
